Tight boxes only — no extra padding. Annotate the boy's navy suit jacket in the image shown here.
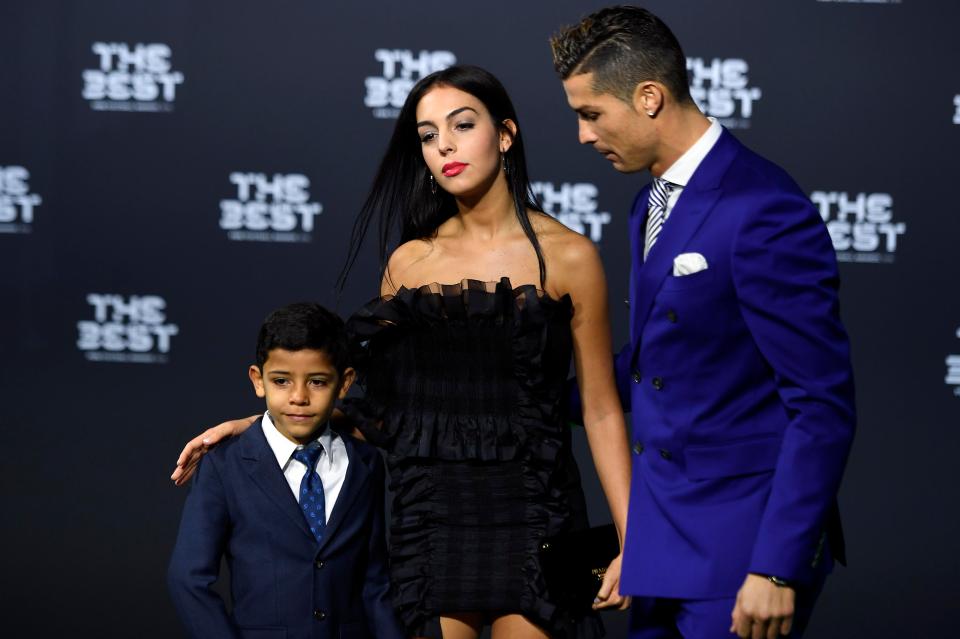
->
[168,417,402,639]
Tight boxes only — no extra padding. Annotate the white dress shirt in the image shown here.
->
[657,117,723,223]
[261,412,348,522]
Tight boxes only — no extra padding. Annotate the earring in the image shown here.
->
[647,110,655,117]
[429,174,437,194]
[501,152,510,176]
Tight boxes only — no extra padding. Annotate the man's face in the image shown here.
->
[562,72,656,173]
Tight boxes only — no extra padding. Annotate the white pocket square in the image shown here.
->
[673,252,708,276]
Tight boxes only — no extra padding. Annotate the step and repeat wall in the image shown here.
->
[2,1,958,636]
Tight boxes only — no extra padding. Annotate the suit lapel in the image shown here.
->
[629,185,651,344]
[241,421,316,543]
[316,433,372,553]
[630,129,741,366]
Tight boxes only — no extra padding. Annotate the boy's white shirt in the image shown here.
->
[262,411,348,522]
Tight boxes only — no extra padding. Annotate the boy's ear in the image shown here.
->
[337,367,357,399]
[248,365,266,398]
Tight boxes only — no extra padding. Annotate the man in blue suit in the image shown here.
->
[168,303,402,639]
[552,7,856,638]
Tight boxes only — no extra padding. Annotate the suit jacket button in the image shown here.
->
[632,371,641,383]
[659,448,672,460]
[652,377,663,390]
[632,441,644,455]
[315,559,325,569]
[314,609,326,621]
[667,310,678,323]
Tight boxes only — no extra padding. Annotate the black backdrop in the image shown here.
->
[2,1,959,636]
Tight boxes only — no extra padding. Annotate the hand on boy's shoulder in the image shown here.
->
[199,420,260,465]
[345,428,367,443]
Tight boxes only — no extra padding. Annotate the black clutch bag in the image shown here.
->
[538,523,620,613]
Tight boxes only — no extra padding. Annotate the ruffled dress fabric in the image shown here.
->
[344,278,603,639]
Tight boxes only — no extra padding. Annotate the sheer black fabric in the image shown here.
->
[345,278,602,639]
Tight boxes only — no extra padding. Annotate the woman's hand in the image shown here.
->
[593,552,631,611]
[170,416,259,486]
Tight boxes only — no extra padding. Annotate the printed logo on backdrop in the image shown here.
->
[947,327,960,397]
[687,57,762,129]
[77,295,179,364]
[82,42,184,112]
[365,49,457,119]
[0,166,41,234]
[810,191,905,263]
[531,181,611,242]
[219,172,323,243]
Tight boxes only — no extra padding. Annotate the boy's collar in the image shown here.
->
[261,412,334,469]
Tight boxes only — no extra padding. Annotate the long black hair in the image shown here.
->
[336,65,546,293]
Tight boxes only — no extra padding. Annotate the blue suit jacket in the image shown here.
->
[575,129,855,599]
[168,419,402,639]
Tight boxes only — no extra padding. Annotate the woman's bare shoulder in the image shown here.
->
[382,239,435,294]
[531,211,599,268]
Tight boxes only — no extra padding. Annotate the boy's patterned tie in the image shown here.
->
[643,177,676,260]
[292,442,326,541]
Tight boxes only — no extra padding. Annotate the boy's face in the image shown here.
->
[248,348,355,445]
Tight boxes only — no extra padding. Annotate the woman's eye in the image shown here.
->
[455,121,475,131]
[420,131,436,143]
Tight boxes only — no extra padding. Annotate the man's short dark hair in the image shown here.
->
[550,5,692,106]
[255,302,350,372]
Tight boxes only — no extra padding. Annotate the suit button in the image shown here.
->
[314,609,326,621]
[315,559,325,569]
[652,377,663,390]
[667,310,678,323]
[659,449,672,460]
[632,441,644,455]
[632,371,641,383]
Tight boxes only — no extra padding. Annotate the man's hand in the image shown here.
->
[730,573,795,639]
[170,416,258,486]
[593,553,631,611]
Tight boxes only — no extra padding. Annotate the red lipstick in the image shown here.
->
[442,162,468,177]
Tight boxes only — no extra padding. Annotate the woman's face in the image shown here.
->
[415,85,510,198]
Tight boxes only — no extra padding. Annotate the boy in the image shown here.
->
[168,302,401,639]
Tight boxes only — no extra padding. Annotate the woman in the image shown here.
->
[172,66,631,639]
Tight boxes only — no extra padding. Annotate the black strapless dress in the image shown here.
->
[345,278,603,639]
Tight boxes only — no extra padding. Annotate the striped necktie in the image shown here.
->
[292,441,326,541]
[643,177,676,260]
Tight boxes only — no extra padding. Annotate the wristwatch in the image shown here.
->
[766,575,792,588]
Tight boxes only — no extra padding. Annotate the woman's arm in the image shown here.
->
[552,231,632,610]
[170,415,259,486]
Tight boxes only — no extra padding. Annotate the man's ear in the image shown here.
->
[249,365,266,398]
[632,80,664,117]
[499,119,518,153]
[337,367,357,399]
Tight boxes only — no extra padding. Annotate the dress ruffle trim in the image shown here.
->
[345,277,572,463]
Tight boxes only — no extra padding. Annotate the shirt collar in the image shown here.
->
[261,411,337,469]
[661,117,723,188]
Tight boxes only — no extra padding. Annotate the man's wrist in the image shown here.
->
[765,574,792,588]
[749,572,794,588]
